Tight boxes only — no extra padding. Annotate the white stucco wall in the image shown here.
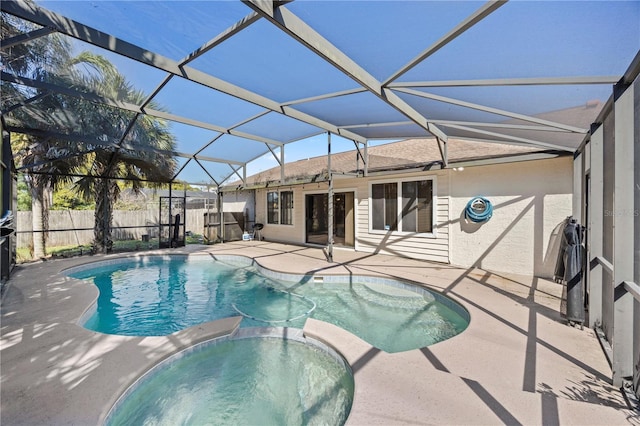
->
[449,156,572,277]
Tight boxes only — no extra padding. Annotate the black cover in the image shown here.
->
[555,217,584,324]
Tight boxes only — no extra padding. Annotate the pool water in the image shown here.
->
[106,333,354,426]
[69,256,468,352]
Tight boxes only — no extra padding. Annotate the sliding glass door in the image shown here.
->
[305,192,354,247]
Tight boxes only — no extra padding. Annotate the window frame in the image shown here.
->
[266,189,294,226]
[368,176,437,237]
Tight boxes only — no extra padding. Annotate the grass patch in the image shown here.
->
[16,247,32,263]
[17,233,208,263]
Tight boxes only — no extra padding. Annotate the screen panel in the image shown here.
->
[38,0,253,61]
[293,91,409,127]
[189,19,359,103]
[151,77,267,129]
[400,1,640,82]
[199,134,270,164]
[287,1,484,82]
[234,111,323,143]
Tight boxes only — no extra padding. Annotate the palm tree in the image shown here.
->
[2,11,176,256]
[2,11,80,258]
[67,53,176,253]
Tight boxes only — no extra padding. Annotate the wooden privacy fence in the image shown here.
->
[16,209,211,248]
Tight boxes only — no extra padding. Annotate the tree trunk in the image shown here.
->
[93,178,115,253]
[31,184,46,259]
[43,186,51,248]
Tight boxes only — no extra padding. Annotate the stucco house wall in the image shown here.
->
[248,156,572,277]
[449,156,572,278]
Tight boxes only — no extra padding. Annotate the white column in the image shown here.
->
[612,83,635,385]
[280,145,285,184]
[588,126,604,328]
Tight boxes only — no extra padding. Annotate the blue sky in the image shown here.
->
[34,0,640,184]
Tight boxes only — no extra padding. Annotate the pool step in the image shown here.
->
[351,283,434,311]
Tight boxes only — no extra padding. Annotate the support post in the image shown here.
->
[327,132,333,263]
[218,190,224,242]
[168,183,173,248]
[364,140,369,177]
[280,145,285,184]
[612,81,635,385]
[588,125,604,328]
[634,77,640,399]
[1,124,15,282]
[103,178,109,254]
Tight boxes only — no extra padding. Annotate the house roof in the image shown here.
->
[233,100,601,187]
[234,136,566,188]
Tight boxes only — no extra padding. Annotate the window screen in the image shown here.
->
[280,191,293,225]
[402,180,433,233]
[267,190,293,225]
[372,179,434,234]
[267,191,279,224]
[371,182,397,231]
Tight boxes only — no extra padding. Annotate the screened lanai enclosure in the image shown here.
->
[1,0,639,401]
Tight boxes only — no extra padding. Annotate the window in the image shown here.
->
[372,182,397,231]
[267,190,293,225]
[371,178,434,234]
[401,180,432,233]
[267,191,279,224]
[280,191,293,225]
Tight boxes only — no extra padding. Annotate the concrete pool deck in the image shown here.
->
[1,241,637,425]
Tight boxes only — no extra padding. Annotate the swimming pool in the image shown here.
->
[68,254,469,353]
[106,328,354,426]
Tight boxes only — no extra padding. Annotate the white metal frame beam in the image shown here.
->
[2,71,285,148]
[342,119,577,133]
[6,125,245,166]
[382,1,507,86]
[388,76,621,88]
[437,123,574,152]
[392,87,588,134]
[0,0,367,144]
[243,0,450,165]
[280,88,367,107]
